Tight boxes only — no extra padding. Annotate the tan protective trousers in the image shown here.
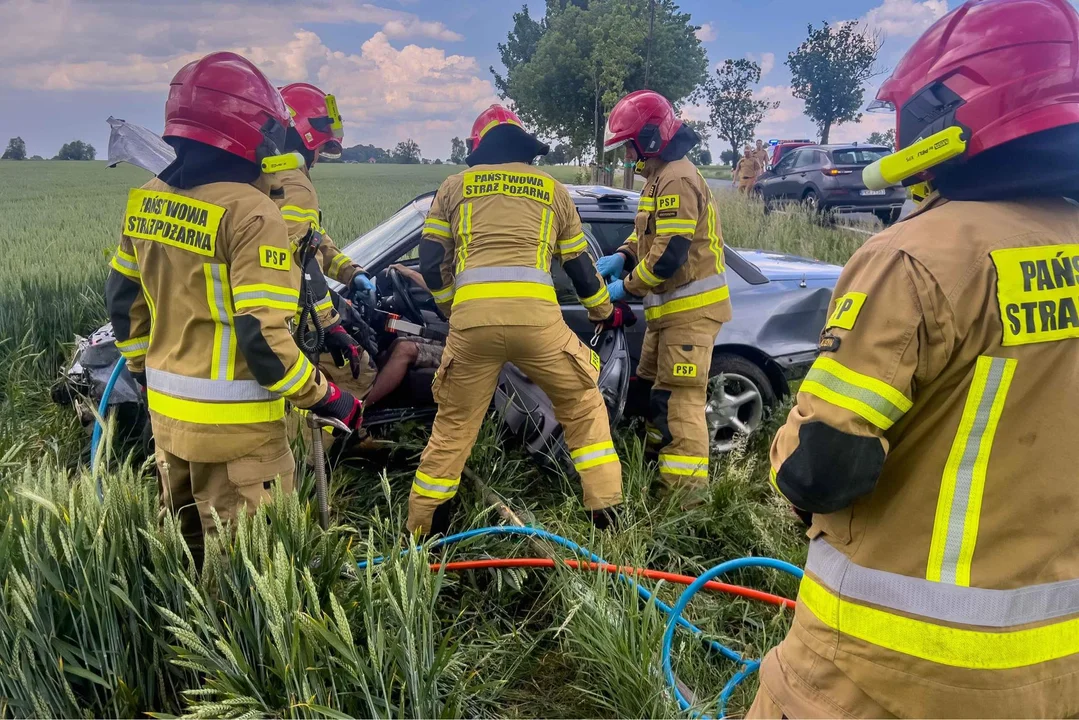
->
[636,317,723,491]
[736,179,756,194]
[155,437,295,559]
[408,321,623,533]
[747,632,895,719]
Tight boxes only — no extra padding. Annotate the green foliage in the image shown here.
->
[787,22,881,144]
[866,128,896,150]
[494,0,707,160]
[449,136,467,165]
[2,137,26,161]
[54,140,97,161]
[705,59,778,162]
[392,139,423,165]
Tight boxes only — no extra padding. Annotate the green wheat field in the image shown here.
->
[0,160,865,719]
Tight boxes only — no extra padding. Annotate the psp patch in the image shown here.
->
[656,194,680,210]
[827,292,867,330]
[991,244,1079,345]
[125,189,224,256]
[590,349,601,372]
[259,245,291,271]
[672,362,697,378]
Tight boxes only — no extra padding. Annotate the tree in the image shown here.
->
[341,144,391,163]
[720,149,737,166]
[696,149,712,166]
[54,140,96,161]
[866,128,896,149]
[493,0,707,163]
[703,59,778,164]
[392,139,422,164]
[787,22,881,144]
[434,158,444,165]
[683,119,710,165]
[449,136,467,164]
[2,137,26,160]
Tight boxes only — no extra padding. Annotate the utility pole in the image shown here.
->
[644,0,656,88]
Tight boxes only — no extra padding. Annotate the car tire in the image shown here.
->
[802,188,820,214]
[706,353,777,454]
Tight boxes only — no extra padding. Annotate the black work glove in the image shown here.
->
[323,324,364,380]
[601,302,637,330]
[310,381,363,431]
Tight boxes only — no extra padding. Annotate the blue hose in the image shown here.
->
[91,356,127,498]
[359,525,802,716]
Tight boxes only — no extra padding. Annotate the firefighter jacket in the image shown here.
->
[418,162,612,328]
[769,194,1079,717]
[106,176,329,463]
[616,157,732,330]
[735,156,763,182]
[272,167,362,286]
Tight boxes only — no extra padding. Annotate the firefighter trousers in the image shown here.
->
[155,437,295,561]
[636,317,723,492]
[408,321,623,533]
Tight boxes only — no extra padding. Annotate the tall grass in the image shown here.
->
[0,162,865,718]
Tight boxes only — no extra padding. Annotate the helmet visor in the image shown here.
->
[319,140,343,159]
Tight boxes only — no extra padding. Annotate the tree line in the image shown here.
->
[2,137,97,161]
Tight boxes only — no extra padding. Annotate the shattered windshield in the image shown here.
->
[342,195,432,268]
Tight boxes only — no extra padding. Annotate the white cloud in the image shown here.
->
[746,52,776,78]
[862,0,948,37]
[695,22,717,43]
[0,0,486,155]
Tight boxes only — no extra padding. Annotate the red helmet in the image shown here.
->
[280,82,344,159]
[468,104,523,152]
[872,0,1079,164]
[164,51,289,164]
[603,90,682,158]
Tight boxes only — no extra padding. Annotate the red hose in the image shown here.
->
[432,557,796,609]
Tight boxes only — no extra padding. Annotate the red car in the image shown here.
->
[768,140,813,169]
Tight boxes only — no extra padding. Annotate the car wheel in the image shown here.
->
[802,188,820,214]
[706,353,776,453]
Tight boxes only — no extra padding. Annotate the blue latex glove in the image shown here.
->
[596,253,626,281]
[607,278,627,303]
[352,274,375,294]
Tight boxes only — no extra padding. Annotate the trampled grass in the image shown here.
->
[0,159,865,718]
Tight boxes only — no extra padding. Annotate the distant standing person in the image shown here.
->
[754,139,770,173]
[734,146,762,194]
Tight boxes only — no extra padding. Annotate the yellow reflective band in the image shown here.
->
[423,224,452,239]
[580,286,610,309]
[456,203,473,273]
[769,466,780,492]
[636,263,663,287]
[268,356,314,398]
[706,203,724,275]
[116,335,149,358]
[203,263,235,381]
[125,189,223,257]
[233,283,301,312]
[478,117,521,140]
[638,197,656,211]
[537,208,554,270]
[425,217,451,230]
[558,231,587,255]
[575,454,620,471]
[280,205,319,221]
[626,231,638,244]
[571,441,614,458]
[798,574,1079,670]
[659,453,709,477]
[313,295,334,314]
[328,253,352,277]
[115,246,137,264]
[431,283,455,303]
[927,356,1016,586]
[452,281,557,306]
[147,390,285,425]
[644,285,730,321]
[109,254,141,280]
[413,470,461,500]
[800,356,912,431]
[655,220,698,233]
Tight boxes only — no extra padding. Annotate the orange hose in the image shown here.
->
[432,557,796,609]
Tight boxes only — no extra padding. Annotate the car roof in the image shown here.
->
[802,144,890,151]
[565,184,638,218]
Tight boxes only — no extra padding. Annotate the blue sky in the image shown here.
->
[0,0,949,160]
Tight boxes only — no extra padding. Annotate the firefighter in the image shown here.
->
[106,52,364,564]
[753,139,770,174]
[751,1,1079,717]
[734,145,762,194]
[595,90,731,499]
[275,82,377,400]
[407,104,625,535]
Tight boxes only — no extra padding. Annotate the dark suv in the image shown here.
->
[756,144,905,225]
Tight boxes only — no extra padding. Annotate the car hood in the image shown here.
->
[733,248,842,281]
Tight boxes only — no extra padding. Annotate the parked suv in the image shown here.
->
[756,144,905,225]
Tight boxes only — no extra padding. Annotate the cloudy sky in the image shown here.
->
[0,0,951,160]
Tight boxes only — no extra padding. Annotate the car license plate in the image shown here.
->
[860,189,886,196]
